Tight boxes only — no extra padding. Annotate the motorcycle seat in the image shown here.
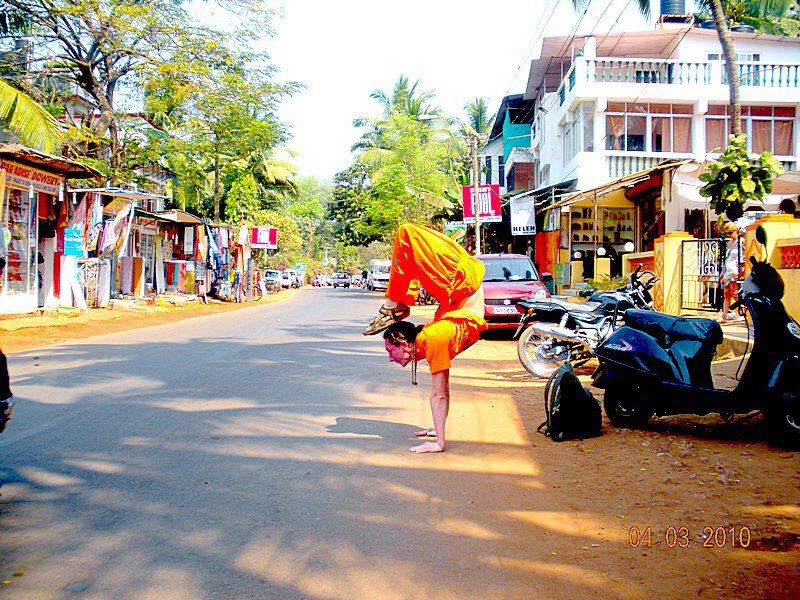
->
[624,310,723,346]
[548,299,602,313]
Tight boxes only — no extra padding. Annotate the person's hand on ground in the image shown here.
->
[414,428,436,437]
[409,441,443,453]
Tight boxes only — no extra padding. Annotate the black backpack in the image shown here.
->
[537,362,602,442]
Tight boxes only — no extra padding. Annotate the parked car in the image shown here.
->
[263,269,282,292]
[281,270,295,288]
[332,272,350,288]
[477,254,550,329]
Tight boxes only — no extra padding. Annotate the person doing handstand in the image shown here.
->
[363,223,487,453]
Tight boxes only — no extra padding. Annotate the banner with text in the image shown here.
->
[0,160,64,195]
[250,226,278,249]
[510,195,537,236]
[461,184,502,223]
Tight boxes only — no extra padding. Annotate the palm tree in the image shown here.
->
[463,97,494,146]
[0,9,62,153]
[697,0,800,35]
[0,79,62,153]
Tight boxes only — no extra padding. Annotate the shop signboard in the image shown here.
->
[63,225,84,257]
[510,195,536,236]
[295,262,306,271]
[250,226,278,249]
[0,160,64,195]
[461,184,502,223]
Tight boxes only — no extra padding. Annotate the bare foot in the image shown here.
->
[409,441,444,453]
[414,428,436,437]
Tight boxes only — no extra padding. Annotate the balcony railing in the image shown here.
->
[607,154,669,178]
[591,59,709,85]
[556,57,800,106]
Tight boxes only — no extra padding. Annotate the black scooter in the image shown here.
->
[593,226,800,448]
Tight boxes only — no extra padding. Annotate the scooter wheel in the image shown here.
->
[768,386,800,450]
[603,382,652,428]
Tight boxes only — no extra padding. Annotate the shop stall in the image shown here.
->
[0,144,100,314]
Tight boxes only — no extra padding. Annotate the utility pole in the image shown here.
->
[471,136,482,255]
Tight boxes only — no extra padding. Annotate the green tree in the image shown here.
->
[146,48,298,220]
[1,0,290,184]
[286,176,333,259]
[0,78,62,152]
[462,97,494,145]
[252,209,302,269]
[329,162,382,246]
[696,0,800,35]
[699,133,784,221]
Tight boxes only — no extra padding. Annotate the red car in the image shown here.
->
[477,254,550,329]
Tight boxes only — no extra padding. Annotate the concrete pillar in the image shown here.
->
[570,260,584,285]
[656,232,694,314]
[595,257,611,280]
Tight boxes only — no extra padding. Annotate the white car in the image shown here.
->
[263,269,282,290]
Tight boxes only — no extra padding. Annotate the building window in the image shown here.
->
[485,156,492,185]
[498,156,505,189]
[606,102,692,152]
[583,103,594,152]
[705,105,795,155]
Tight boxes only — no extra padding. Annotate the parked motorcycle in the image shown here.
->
[592,226,800,448]
[515,265,657,378]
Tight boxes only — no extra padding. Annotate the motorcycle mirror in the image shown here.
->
[755,225,767,246]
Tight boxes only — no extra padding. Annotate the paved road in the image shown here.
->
[0,288,557,599]
[3,288,798,599]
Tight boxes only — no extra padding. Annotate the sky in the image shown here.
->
[264,0,699,181]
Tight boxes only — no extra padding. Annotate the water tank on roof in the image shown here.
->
[661,0,686,15]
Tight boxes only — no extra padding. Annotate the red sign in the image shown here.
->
[461,184,502,223]
[250,226,278,249]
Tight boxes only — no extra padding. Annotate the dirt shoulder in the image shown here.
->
[467,334,799,599]
[0,289,298,354]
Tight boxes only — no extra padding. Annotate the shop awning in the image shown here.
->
[135,207,174,222]
[0,143,101,179]
[508,179,577,207]
[71,186,169,201]
[156,209,203,224]
[550,160,689,211]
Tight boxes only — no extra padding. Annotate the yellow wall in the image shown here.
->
[656,232,693,314]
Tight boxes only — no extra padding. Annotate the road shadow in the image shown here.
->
[326,416,422,439]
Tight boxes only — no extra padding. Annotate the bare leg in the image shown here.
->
[411,370,449,453]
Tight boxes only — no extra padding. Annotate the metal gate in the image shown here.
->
[680,239,726,311]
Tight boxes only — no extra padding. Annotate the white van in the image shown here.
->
[366,259,391,292]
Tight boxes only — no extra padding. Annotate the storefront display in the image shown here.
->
[1,188,38,309]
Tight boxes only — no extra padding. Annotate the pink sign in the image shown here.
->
[461,184,502,223]
[250,226,278,249]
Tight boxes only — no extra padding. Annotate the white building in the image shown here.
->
[521,25,800,275]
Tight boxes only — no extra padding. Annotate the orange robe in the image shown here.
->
[387,223,487,373]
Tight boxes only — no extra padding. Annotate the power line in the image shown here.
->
[515,0,608,128]
[493,0,561,121]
